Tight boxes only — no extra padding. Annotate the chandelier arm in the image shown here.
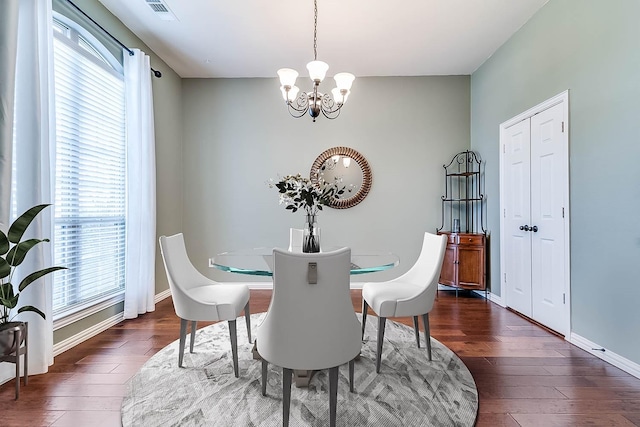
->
[292,91,311,112]
[285,91,311,118]
[320,93,338,112]
[287,103,310,119]
[321,105,342,120]
[285,100,308,114]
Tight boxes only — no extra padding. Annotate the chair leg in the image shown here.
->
[189,321,197,353]
[361,300,369,339]
[349,358,355,393]
[178,318,188,367]
[229,320,239,377]
[261,358,268,396]
[283,367,293,427]
[376,317,386,374]
[329,366,339,427]
[244,301,252,343]
[422,313,432,361]
[413,316,421,348]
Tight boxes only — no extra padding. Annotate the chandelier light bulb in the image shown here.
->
[306,60,329,82]
[334,72,355,91]
[280,85,299,102]
[331,88,350,104]
[343,157,351,168]
[277,68,299,87]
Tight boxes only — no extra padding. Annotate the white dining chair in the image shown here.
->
[159,233,251,377]
[287,228,304,252]
[361,232,447,373]
[257,247,361,427]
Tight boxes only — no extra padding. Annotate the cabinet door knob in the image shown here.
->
[520,225,530,231]
[531,225,538,232]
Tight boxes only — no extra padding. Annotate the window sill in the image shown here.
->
[53,291,125,331]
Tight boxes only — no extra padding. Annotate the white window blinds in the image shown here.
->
[52,21,126,316]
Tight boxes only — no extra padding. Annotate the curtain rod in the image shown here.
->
[65,0,162,78]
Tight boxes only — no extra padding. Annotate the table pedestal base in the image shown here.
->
[252,341,314,387]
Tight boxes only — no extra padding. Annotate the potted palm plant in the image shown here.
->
[0,204,66,356]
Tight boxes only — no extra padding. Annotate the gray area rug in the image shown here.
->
[122,313,478,426]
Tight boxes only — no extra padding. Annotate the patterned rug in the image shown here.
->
[122,313,478,426]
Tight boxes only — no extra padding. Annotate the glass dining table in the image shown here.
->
[209,246,399,387]
[209,247,399,277]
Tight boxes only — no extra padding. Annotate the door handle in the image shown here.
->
[531,225,538,232]
[519,225,530,231]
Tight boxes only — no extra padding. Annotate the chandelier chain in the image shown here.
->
[313,0,318,60]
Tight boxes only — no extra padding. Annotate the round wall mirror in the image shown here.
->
[310,146,372,209]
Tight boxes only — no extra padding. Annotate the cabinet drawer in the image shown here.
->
[458,234,484,246]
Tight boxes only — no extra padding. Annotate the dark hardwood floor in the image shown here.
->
[1,290,639,426]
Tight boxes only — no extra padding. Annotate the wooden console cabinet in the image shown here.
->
[438,232,486,291]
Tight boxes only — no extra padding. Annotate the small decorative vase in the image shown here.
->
[303,214,321,253]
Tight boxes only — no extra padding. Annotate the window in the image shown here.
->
[51,15,126,318]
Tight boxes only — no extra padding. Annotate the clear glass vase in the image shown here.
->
[303,214,321,253]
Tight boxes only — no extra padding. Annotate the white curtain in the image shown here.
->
[0,0,56,382]
[123,49,157,319]
[0,0,19,230]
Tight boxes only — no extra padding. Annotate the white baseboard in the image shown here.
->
[436,285,506,307]
[570,332,640,379]
[53,312,124,356]
[53,290,171,357]
[154,288,172,303]
[474,290,506,307]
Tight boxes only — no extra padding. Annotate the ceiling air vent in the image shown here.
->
[145,0,178,21]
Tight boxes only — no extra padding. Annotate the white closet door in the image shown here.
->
[530,103,567,333]
[502,119,532,317]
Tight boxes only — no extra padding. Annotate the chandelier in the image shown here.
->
[277,0,355,122]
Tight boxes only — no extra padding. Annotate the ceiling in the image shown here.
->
[98,0,549,79]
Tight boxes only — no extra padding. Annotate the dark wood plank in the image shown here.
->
[1,289,639,426]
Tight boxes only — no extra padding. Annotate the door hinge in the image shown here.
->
[561,121,565,133]
[503,208,506,218]
[503,144,505,154]
[562,207,565,218]
[504,272,507,283]
[563,293,566,304]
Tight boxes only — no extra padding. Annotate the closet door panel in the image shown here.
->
[530,103,566,334]
[503,119,532,317]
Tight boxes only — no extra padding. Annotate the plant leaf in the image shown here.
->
[18,266,67,292]
[6,239,49,267]
[17,305,46,320]
[1,294,19,309]
[0,258,10,279]
[1,282,14,300]
[7,204,50,244]
[0,230,8,255]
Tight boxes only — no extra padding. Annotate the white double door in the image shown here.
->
[500,95,570,336]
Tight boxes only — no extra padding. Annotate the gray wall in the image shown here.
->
[471,0,640,363]
[181,76,470,283]
[52,0,183,344]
